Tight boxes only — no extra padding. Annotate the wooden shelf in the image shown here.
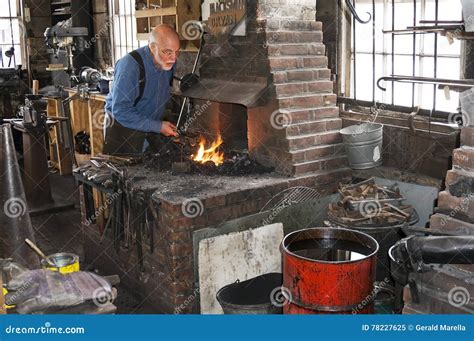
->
[51,0,71,5]
[135,8,177,18]
[137,33,150,41]
[135,0,201,50]
[53,12,71,16]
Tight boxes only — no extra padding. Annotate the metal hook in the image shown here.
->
[345,0,372,24]
[377,77,388,91]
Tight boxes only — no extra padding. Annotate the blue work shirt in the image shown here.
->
[105,46,174,133]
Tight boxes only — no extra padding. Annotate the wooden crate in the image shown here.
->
[135,0,201,50]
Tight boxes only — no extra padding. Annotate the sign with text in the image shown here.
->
[207,0,246,36]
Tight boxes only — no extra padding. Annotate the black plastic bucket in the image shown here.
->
[216,273,283,314]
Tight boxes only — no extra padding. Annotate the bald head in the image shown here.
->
[149,24,179,45]
[148,24,180,70]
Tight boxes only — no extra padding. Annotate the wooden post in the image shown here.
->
[32,80,39,95]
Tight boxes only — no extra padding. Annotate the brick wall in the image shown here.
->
[401,122,473,314]
[341,110,459,180]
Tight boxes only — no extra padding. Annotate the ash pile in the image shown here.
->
[327,178,418,227]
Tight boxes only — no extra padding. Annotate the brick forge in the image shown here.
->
[402,125,474,314]
[193,0,349,177]
[83,0,352,313]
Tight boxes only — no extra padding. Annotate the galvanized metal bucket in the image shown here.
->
[340,123,383,170]
[216,273,283,314]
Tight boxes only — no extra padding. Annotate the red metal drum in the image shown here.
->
[281,227,378,314]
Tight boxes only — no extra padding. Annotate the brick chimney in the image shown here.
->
[185,0,348,177]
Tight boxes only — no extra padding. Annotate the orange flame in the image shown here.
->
[192,135,225,166]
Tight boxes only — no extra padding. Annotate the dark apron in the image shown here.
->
[103,115,161,156]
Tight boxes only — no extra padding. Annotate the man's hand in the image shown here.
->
[160,121,178,137]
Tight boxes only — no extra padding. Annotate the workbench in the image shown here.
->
[47,88,107,174]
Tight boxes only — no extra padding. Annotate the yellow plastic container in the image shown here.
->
[41,253,80,274]
[3,287,15,309]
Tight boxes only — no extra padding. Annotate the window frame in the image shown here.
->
[0,0,26,68]
[109,0,146,63]
[342,0,463,117]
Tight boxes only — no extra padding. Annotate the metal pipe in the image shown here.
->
[353,0,357,100]
[412,0,417,107]
[377,75,474,91]
[372,0,376,102]
[177,27,205,131]
[391,0,395,104]
[337,96,464,120]
[431,0,440,132]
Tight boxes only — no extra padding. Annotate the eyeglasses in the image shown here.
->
[160,49,181,58]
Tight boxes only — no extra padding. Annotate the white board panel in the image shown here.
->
[198,223,284,314]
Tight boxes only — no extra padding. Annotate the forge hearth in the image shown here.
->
[82,163,346,313]
[82,0,352,314]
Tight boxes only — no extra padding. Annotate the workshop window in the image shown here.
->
[0,0,23,68]
[110,0,146,62]
[349,0,463,114]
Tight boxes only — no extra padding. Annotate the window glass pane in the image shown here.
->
[425,0,463,22]
[355,53,374,102]
[0,0,17,17]
[350,0,461,114]
[393,55,415,107]
[112,0,138,62]
[435,57,461,112]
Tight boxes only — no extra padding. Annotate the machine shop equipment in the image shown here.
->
[9,95,74,215]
